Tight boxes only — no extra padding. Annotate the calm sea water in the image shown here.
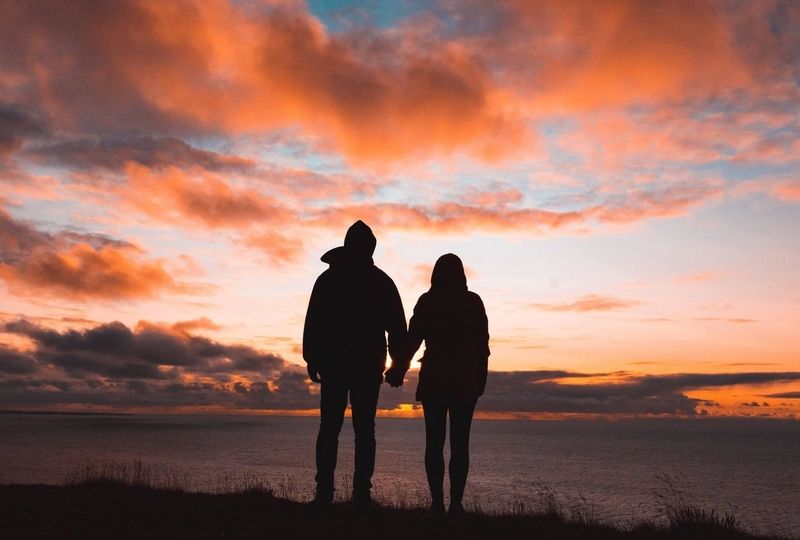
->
[1,413,798,536]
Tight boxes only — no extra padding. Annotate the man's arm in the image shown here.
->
[302,275,326,382]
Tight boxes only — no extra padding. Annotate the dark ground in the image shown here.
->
[0,483,790,540]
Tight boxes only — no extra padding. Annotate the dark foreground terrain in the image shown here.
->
[0,482,793,540]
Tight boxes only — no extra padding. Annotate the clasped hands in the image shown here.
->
[384,366,406,388]
[306,363,407,388]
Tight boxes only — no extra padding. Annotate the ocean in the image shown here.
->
[1,413,798,536]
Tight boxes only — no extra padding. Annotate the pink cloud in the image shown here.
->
[773,181,800,202]
[733,179,800,203]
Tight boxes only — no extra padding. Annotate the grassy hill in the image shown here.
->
[0,480,791,540]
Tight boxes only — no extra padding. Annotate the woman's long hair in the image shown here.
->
[430,253,468,294]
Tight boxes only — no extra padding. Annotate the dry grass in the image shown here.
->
[654,472,740,530]
[52,461,793,540]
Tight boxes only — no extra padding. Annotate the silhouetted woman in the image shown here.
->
[407,253,489,516]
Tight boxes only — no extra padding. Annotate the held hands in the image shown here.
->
[309,363,407,386]
[384,367,406,388]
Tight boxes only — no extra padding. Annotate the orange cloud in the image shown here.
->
[131,318,224,339]
[0,242,193,301]
[118,163,305,263]
[170,317,222,334]
[478,0,751,111]
[122,163,293,228]
[732,179,800,203]
[311,182,722,234]
[732,136,800,164]
[531,294,641,312]
[695,318,758,324]
[243,232,305,265]
[0,0,526,163]
[773,181,800,202]
[0,208,200,300]
[3,0,780,166]
[111,164,723,258]
[460,188,524,207]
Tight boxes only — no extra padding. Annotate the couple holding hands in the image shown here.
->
[303,220,490,516]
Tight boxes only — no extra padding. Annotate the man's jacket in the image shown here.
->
[303,246,407,377]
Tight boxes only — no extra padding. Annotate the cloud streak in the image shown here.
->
[531,294,641,312]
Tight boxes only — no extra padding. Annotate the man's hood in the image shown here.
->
[320,246,347,265]
[321,220,376,267]
[320,246,373,267]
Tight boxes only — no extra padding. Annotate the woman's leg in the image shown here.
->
[422,401,447,512]
[448,400,476,510]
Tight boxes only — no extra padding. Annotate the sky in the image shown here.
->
[0,0,798,418]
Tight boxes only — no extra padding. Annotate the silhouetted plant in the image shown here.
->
[655,472,740,531]
[64,460,184,491]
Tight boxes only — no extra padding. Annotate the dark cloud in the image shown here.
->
[3,319,285,379]
[0,318,314,410]
[476,371,699,415]
[741,401,768,407]
[0,209,54,263]
[0,209,134,265]
[0,345,39,375]
[380,370,800,415]
[0,103,47,184]
[762,392,800,399]
[28,136,255,173]
[2,318,800,413]
[0,103,46,154]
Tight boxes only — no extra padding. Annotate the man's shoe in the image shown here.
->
[351,491,373,511]
[309,489,333,511]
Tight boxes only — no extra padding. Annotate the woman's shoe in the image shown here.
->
[430,499,446,516]
[448,501,466,517]
[351,490,373,511]
[308,488,333,511]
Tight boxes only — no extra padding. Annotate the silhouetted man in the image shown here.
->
[303,220,407,507]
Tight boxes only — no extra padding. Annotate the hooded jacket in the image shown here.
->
[302,221,407,377]
[406,254,490,402]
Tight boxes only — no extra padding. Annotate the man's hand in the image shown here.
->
[384,367,405,388]
[307,363,322,383]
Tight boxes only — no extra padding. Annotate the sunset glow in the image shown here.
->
[1,0,798,417]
